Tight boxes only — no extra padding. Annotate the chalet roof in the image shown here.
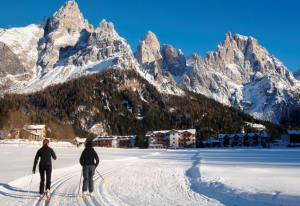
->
[27,125,46,130]
[203,139,220,144]
[28,131,40,136]
[93,135,136,141]
[167,130,179,135]
[219,132,268,138]
[148,129,196,136]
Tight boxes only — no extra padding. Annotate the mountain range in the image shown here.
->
[0,1,299,125]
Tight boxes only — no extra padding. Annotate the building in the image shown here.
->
[74,137,87,147]
[146,129,196,149]
[93,135,136,148]
[26,125,47,141]
[282,130,300,146]
[218,132,268,147]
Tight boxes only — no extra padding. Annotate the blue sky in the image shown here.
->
[0,0,299,72]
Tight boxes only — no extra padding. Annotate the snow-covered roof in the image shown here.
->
[28,131,41,136]
[219,132,268,138]
[146,129,196,136]
[288,130,300,134]
[74,137,87,143]
[93,135,136,141]
[27,125,46,130]
[202,139,220,144]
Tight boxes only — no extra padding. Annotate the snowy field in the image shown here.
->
[0,144,300,206]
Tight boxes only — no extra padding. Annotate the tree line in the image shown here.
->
[0,68,292,146]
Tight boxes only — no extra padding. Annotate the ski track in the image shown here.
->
[0,150,222,206]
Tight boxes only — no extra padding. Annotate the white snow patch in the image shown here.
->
[0,146,299,205]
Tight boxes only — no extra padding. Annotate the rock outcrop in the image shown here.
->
[294,69,300,80]
[38,1,94,71]
[0,42,23,77]
[136,31,164,82]
[162,44,186,76]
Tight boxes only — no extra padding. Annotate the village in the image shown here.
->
[0,124,299,149]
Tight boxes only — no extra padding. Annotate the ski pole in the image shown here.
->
[77,170,83,198]
[96,169,106,182]
[25,173,34,204]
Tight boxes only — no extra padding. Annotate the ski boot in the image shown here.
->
[38,193,45,201]
[46,189,50,198]
[82,191,87,201]
[90,192,94,199]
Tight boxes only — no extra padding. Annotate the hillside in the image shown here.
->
[0,69,289,145]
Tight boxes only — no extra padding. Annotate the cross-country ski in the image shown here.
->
[45,196,51,205]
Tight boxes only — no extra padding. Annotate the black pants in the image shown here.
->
[39,165,52,194]
[82,165,95,193]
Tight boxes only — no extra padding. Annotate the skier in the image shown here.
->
[32,139,57,200]
[79,141,99,200]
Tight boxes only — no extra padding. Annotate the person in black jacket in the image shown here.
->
[32,139,57,198]
[79,141,99,199]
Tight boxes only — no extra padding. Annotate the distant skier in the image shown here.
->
[79,141,99,200]
[32,139,57,199]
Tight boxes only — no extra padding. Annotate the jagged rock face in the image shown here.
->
[136,31,163,82]
[57,19,132,68]
[294,69,300,80]
[162,45,186,76]
[37,1,133,73]
[0,42,23,77]
[0,24,45,79]
[38,1,94,71]
[136,30,300,123]
[135,31,184,95]
[48,1,92,34]
[136,31,162,66]
[181,32,300,123]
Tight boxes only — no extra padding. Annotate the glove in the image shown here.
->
[32,170,35,174]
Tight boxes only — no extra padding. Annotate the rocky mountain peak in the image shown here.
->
[96,19,114,32]
[162,44,186,76]
[186,53,199,67]
[136,31,162,65]
[48,1,91,34]
[136,31,163,82]
[38,1,95,72]
[139,31,160,48]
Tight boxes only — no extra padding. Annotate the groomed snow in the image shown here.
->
[0,145,299,206]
